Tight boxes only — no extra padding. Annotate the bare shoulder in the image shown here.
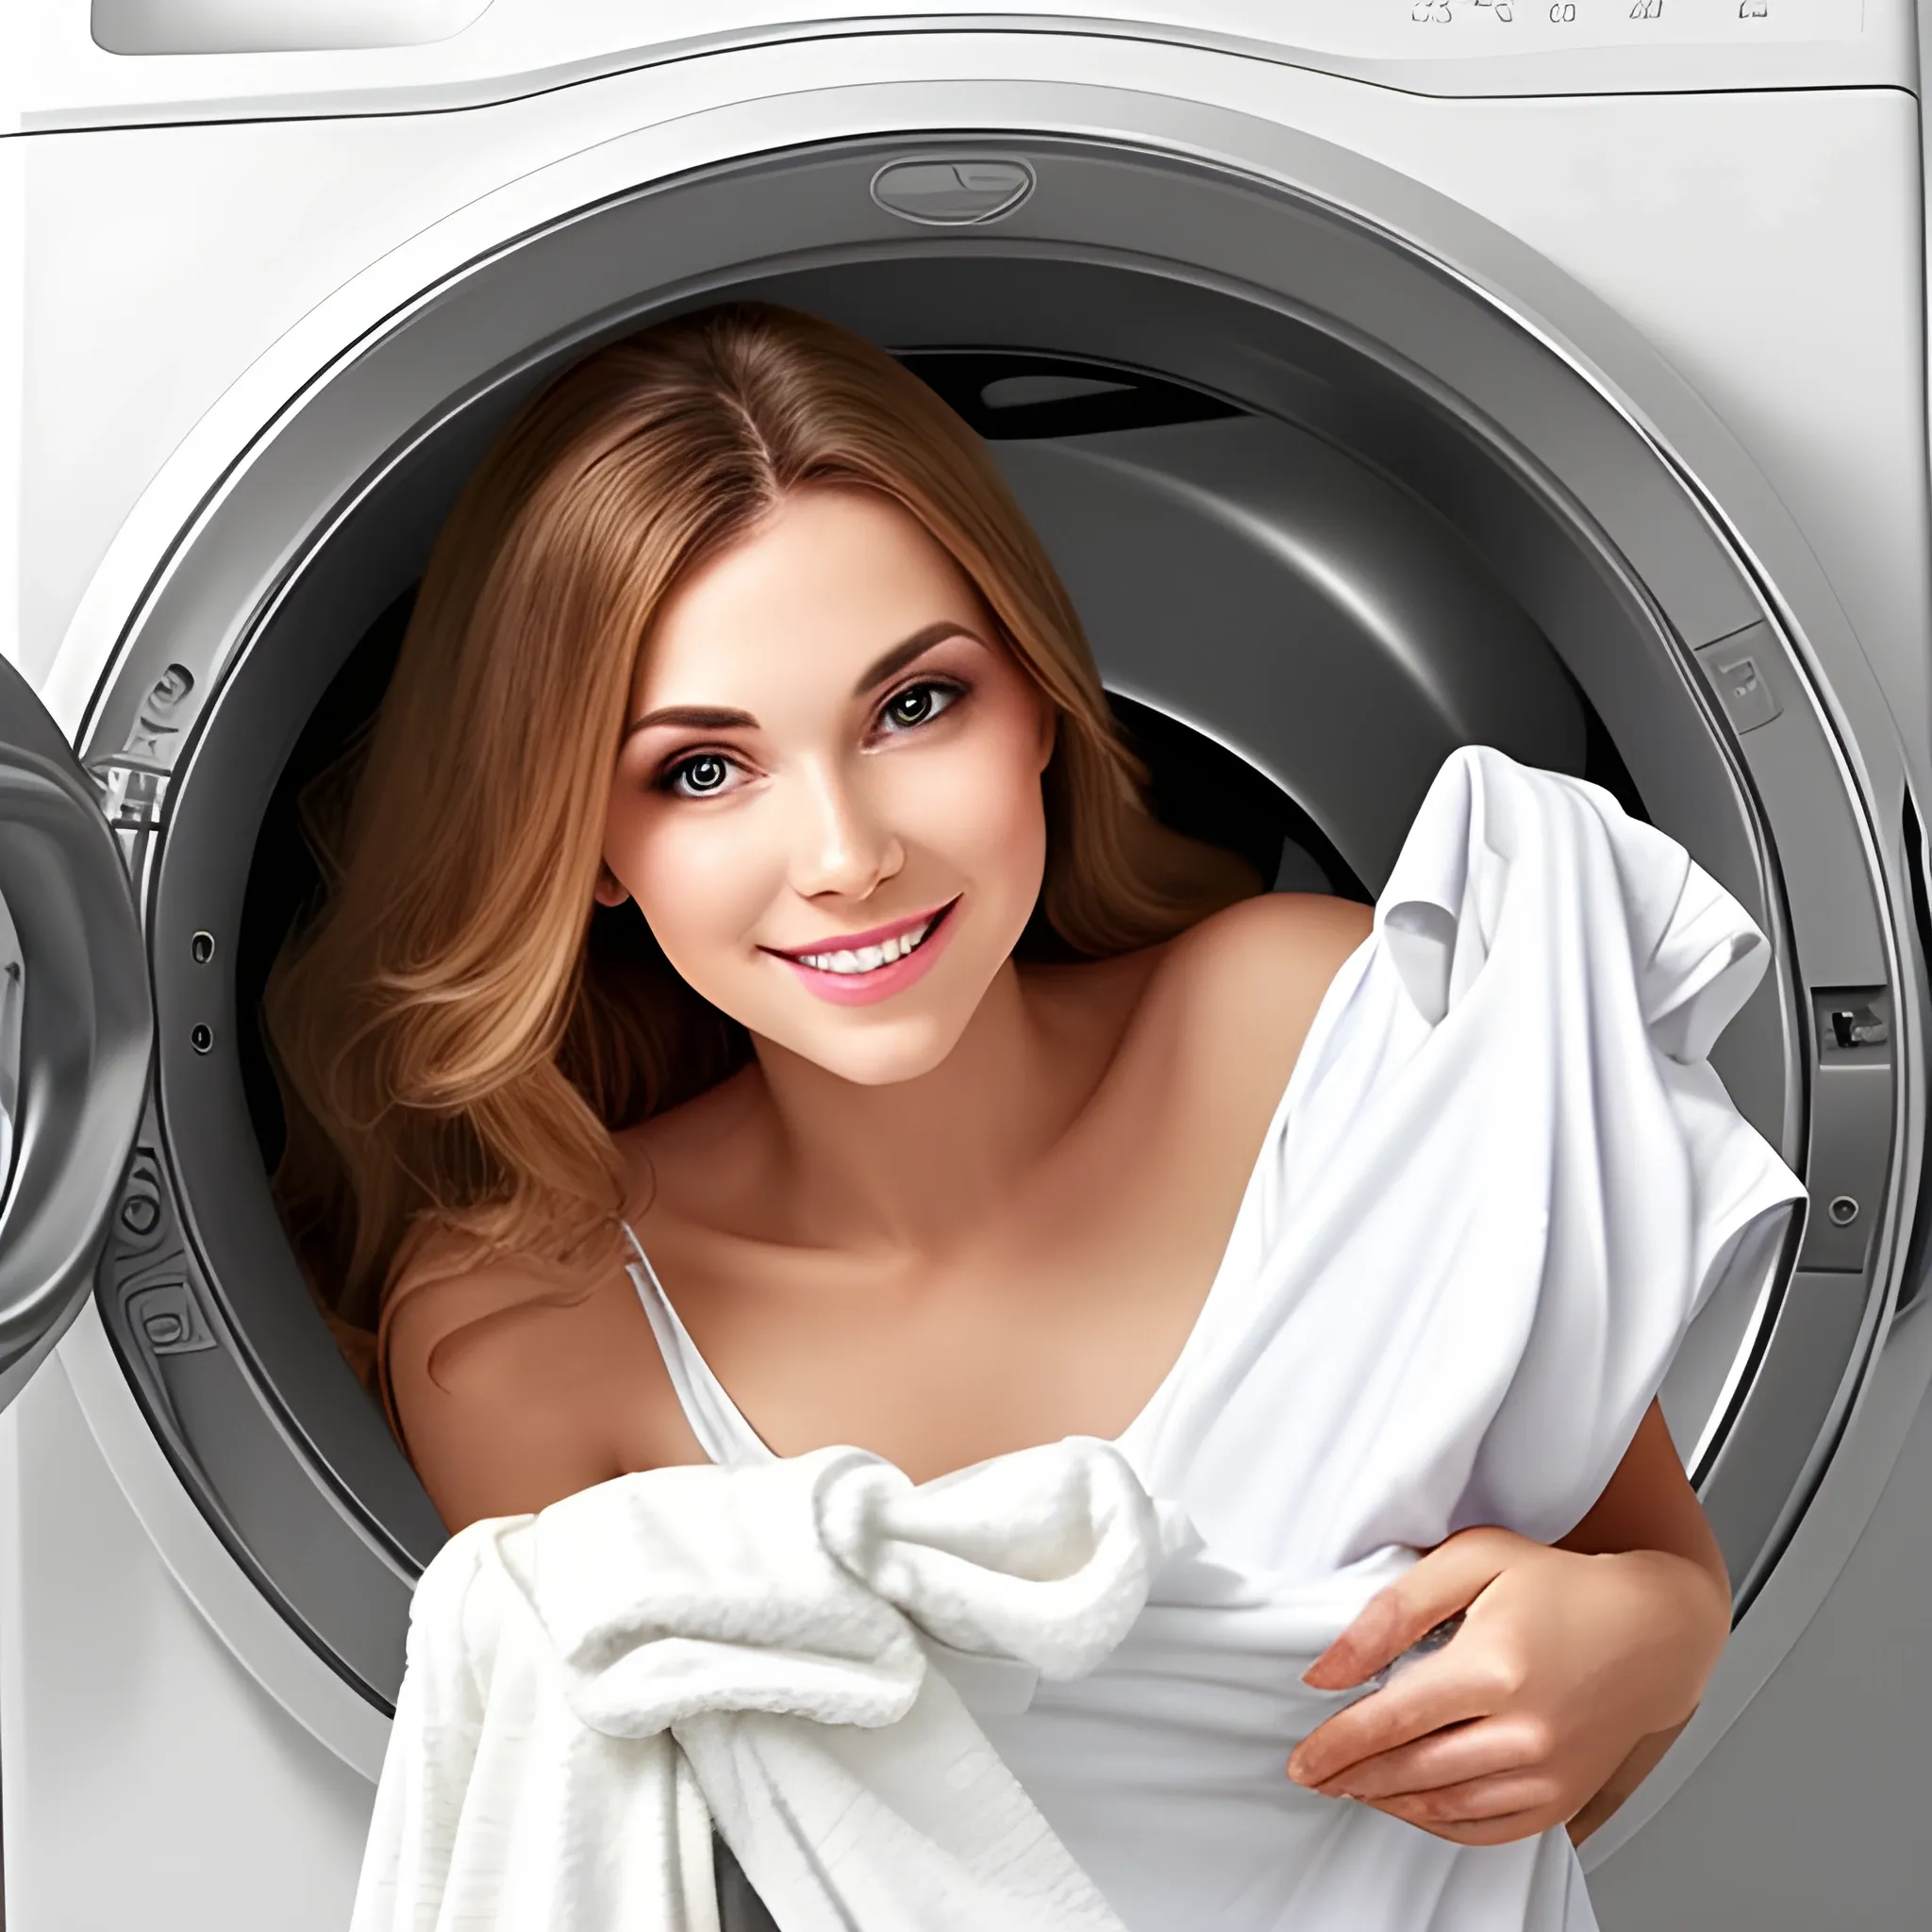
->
[1071,891,1374,1228]
[1145,890,1374,1056]
[384,1232,629,1531]
[1164,888,1374,971]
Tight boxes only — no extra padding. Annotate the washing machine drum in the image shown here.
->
[33,138,1902,1714]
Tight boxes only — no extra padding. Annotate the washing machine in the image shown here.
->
[2,4,1931,1926]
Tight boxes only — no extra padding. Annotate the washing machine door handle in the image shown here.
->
[0,657,151,1416]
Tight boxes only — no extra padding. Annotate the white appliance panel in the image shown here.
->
[1,0,1911,131]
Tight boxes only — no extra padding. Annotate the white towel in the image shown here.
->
[351,1438,1191,1932]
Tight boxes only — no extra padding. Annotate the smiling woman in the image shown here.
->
[266,305,1791,1932]
[262,306,1254,1375]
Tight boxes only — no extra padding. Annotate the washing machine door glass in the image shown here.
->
[0,654,152,1412]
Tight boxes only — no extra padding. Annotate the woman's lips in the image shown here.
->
[767,900,952,960]
[765,898,961,1008]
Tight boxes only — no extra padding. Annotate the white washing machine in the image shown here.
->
[2,4,1930,1926]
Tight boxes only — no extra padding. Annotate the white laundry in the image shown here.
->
[972,749,1807,1931]
[358,746,1806,1932]
[350,1435,1189,1932]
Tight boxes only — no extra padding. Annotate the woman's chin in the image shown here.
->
[753,1008,978,1090]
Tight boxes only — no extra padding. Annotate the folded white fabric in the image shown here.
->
[351,1436,1191,1932]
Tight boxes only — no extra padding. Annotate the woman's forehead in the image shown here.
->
[632,490,987,708]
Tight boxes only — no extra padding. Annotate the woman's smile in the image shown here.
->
[765,896,962,1005]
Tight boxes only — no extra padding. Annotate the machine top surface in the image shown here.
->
[2,2,1913,133]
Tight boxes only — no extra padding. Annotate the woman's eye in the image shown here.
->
[661,752,737,797]
[877,680,962,735]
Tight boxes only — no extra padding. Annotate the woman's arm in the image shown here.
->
[387,1258,630,1531]
[1555,1399,1727,1585]
[1285,1400,1732,1845]
[1553,1399,1729,1840]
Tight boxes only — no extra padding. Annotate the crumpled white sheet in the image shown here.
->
[350,1437,1192,1932]
[974,750,1806,1932]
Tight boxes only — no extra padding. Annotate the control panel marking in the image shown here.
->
[1401,0,1861,42]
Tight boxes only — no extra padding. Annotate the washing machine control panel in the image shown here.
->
[1142,0,1888,90]
[1387,0,1862,46]
[12,1,1904,130]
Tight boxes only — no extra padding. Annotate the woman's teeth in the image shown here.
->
[796,916,936,975]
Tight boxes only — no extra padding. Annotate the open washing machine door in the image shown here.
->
[25,75,1924,1924]
[0,656,150,1416]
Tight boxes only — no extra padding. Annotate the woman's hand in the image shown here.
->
[1284,1524,1730,1845]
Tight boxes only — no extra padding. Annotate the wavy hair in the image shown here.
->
[263,303,1257,1383]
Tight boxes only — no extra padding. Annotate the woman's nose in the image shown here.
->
[788,761,904,901]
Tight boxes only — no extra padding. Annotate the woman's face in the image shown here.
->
[603,487,1057,1087]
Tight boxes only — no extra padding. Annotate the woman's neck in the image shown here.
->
[745,958,1135,1258]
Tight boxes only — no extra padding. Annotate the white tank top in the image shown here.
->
[620,1220,774,1471]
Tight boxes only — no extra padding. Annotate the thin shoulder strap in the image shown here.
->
[619,1221,775,1470]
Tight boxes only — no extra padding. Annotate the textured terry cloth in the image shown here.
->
[623,747,1806,1932]
[350,1436,1190,1932]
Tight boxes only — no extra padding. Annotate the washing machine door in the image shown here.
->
[0,654,152,1413]
[51,101,1919,1836]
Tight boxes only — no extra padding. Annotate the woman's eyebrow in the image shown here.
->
[624,703,757,739]
[849,621,985,697]
[625,623,983,738]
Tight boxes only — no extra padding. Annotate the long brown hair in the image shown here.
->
[264,303,1256,1374]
